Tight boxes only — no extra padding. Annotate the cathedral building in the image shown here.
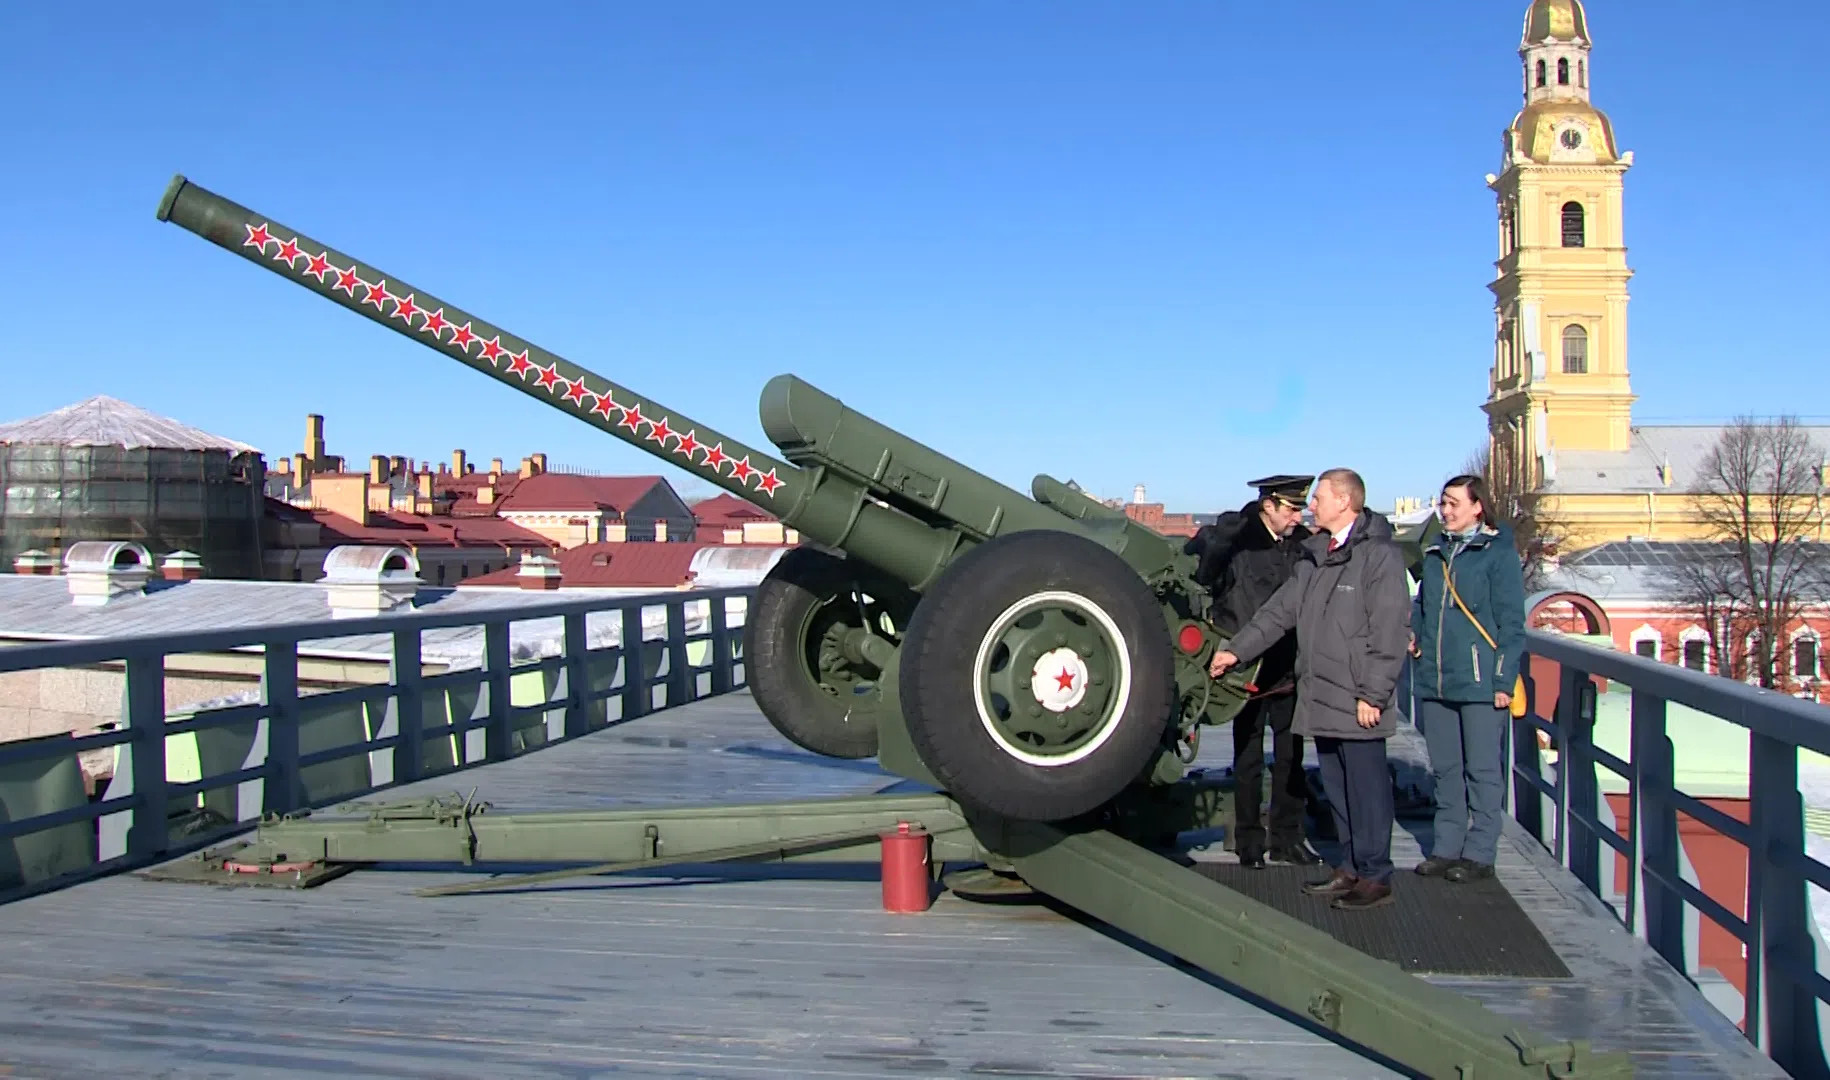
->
[1480,0,1830,550]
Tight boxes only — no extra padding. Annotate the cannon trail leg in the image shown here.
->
[982,819,1633,1080]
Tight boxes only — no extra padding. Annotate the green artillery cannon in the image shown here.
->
[155,174,1262,826]
[153,177,1633,1079]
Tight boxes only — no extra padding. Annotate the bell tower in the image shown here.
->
[1482,0,1636,492]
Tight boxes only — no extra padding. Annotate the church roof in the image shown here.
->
[0,395,260,454]
[1522,0,1589,46]
[1544,424,1830,495]
[1509,100,1620,164]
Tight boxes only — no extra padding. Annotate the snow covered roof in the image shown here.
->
[0,395,260,454]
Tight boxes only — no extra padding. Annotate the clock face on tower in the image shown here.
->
[1560,128,1583,150]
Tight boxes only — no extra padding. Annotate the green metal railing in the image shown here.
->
[0,587,753,903]
[1509,630,1830,1079]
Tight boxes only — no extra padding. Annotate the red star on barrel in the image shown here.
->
[563,378,588,405]
[390,294,420,324]
[618,403,646,433]
[729,456,756,483]
[646,417,674,445]
[420,309,448,338]
[273,238,301,265]
[243,223,272,251]
[674,430,702,460]
[362,280,390,310]
[1055,668,1075,692]
[479,336,504,364]
[534,364,559,391]
[304,252,332,281]
[702,443,728,471]
[449,322,476,351]
[590,393,618,420]
[755,468,783,496]
[333,267,362,296]
[506,350,531,377]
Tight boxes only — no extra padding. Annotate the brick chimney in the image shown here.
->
[452,449,467,476]
[519,457,535,479]
[490,458,504,475]
[531,452,546,474]
[370,455,388,484]
[160,550,205,581]
[13,549,57,575]
[516,552,562,590]
[63,542,152,607]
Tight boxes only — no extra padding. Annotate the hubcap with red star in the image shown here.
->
[970,590,1129,768]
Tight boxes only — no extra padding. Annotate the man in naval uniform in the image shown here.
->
[1184,475,1322,869]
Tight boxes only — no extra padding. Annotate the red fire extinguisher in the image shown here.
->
[879,821,932,913]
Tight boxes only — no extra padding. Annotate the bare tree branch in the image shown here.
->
[1678,416,1830,689]
[1462,443,1570,592]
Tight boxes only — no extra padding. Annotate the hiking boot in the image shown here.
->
[1446,861,1495,884]
[1414,855,1459,877]
[1301,869,1358,897]
[1331,879,1395,911]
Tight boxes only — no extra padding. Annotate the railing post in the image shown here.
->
[1631,690,1685,973]
[1562,665,1602,893]
[1511,652,1544,843]
[1748,730,1826,1075]
[123,654,169,858]
[563,613,589,739]
[665,601,690,707]
[484,621,512,762]
[391,629,424,784]
[708,594,733,696]
[261,641,300,816]
[621,605,649,722]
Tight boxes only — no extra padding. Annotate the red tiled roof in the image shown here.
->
[492,473,669,514]
[458,541,751,589]
[430,470,527,517]
[691,492,778,528]
[264,497,555,551]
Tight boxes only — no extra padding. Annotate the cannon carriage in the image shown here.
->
[150,176,1629,1079]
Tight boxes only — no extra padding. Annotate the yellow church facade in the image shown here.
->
[1480,1,1829,550]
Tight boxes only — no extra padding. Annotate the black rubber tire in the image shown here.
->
[745,546,911,760]
[897,530,1176,822]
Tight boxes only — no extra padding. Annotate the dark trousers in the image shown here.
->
[1417,697,1507,866]
[1314,735,1394,884]
[1231,692,1306,849]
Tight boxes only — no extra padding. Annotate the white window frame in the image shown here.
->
[1678,625,1712,674]
[1628,623,1662,662]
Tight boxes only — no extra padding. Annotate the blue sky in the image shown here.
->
[2,2,1824,514]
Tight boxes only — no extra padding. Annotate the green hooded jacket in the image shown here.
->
[1410,522,1528,704]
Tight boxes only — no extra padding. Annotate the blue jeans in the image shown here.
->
[1418,697,1507,866]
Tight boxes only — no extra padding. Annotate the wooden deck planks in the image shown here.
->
[0,693,1790,1078]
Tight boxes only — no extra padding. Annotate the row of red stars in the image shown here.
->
[242,223,784,497]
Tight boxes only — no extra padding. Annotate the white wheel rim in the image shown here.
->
[970,589,1133,768]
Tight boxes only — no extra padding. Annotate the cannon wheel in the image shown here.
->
[897,530,1176,822]
[745,546,916,759]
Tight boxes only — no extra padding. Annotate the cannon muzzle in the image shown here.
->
[156,174,797,508]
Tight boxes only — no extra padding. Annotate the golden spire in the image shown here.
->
[1522,0,1590,47]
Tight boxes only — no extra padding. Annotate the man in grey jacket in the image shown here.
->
[1210,468,1412,911]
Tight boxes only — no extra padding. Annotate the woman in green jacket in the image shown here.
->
[1408,474,1527,884]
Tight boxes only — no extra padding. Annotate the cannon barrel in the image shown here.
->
[154,174,1052,592]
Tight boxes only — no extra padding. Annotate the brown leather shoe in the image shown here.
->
[1331,879,1395,911]
[1301,869,1359,897]
[1413,855,1458,877]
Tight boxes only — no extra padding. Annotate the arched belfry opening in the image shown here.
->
[1560,201,1585,247]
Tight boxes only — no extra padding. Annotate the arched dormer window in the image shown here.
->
[1560,200,1585,247]
[1536,60,1547,87]
[1557,58,1570,85]
[1561,325,1588,374]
